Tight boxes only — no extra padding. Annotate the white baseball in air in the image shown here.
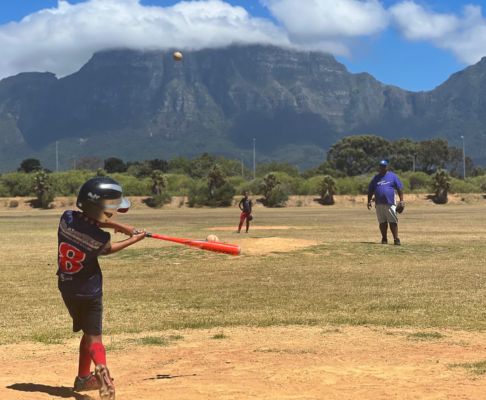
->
[173,51,183,61]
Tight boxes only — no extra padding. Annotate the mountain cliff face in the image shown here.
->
[0,44,485,171]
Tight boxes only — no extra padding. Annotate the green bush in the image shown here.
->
[301,175,326,195]
[187,181,235,207]
[406,172,431,192]
[449,178,479,194]
[166,174,195,196]
[0,182,10,197]
[259,173,289,207]
[339,175,372,195]
[110,174,151,196]
[144,192,172,208]
[261,185,289,207]
[51,170,92,196]
[0,173,35,196]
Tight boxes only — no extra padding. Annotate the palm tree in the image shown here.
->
[318,175,337,205]
[207,164,226,198]
[432,169,450,204]
[151,170,167,196]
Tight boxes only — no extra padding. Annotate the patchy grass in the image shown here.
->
[407,332,445,341]
[450,360,486,376]
[211,332,228,340]
[136,336,170,346]
[3,205,486,344]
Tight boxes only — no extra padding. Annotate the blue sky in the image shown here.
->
[0,0,483,91]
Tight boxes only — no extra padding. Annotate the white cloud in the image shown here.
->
[390,2,486,64]
[0,0,289,80]
[263,0,389,55]
[2,0,486,81]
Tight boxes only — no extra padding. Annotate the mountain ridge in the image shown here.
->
[0,44,485,171]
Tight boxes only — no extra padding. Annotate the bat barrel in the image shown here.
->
[147,233,241,256]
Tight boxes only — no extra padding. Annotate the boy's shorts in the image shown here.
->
[62,295,103,335]
[240,212,251,223]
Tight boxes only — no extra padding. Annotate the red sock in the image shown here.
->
[78,336,92,377]
[89,342,107,366]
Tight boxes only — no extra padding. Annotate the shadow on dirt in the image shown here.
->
[7,383,92,399]
[144,373,197,380]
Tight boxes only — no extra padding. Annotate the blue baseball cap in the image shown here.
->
[379,159,389,166]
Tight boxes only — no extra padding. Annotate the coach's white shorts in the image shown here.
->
[375,204,398,224]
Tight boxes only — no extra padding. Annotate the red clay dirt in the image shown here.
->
[2,326,486,399]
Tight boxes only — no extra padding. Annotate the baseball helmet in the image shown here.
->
[76,177,130,222]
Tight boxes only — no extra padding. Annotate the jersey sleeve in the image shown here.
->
[95,230,111,255]
[394,174,404,190]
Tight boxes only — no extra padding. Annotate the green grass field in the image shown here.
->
[2,203,486,345]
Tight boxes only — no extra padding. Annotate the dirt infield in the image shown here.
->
[238,237,318,255]
[2,326,486,400]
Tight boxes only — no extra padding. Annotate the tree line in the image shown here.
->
[2,136,485,208]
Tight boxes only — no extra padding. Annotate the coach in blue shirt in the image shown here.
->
[367,160,405,245]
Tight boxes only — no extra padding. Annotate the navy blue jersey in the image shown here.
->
[239,198,252,213]
[57,210,110,299]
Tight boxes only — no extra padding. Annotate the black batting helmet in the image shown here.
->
[76,177,130,221]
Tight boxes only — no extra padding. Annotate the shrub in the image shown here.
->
[0,173,35,196]
[318,175,337,205]
[187,180,235,207]
[33,170,55,209]
[166,174,195,196]
[339,175,372,195]
[431,169,451,204]
[51,170,92,196]
[407,172,431,192]
[110,174,151,196]
[8,200,19,208]
[259,173,289,207]
[144,193,172,208]
[449,178,479,194]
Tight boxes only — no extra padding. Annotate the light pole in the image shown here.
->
[241,153,244,178]
[55,141,59,172]
[252,138,256,180]
[461,135,466,179]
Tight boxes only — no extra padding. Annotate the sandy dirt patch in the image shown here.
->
[237,237,318,255]
[1,326,486,400]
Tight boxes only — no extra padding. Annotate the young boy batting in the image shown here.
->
[57,177,146,400]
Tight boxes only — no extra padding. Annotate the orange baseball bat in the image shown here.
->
[146,233,241,256]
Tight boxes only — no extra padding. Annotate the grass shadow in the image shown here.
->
[7,383,92,399]
[144,373,197,380]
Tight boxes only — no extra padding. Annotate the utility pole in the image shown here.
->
[55,141,59,172]
[461,135,466,179]
[252,138,256,180]
[412,154,416,172]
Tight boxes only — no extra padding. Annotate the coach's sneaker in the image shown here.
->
[95,364,115,400]
[394,238,401,246]
[381,238,388,244]
[73,373,101,392]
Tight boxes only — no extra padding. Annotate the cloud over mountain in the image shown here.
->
[1,0,486,81]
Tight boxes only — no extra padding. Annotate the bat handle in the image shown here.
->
[145,232,153,237]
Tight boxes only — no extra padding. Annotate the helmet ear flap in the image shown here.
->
[79,201,105,222]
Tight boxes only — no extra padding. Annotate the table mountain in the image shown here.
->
[0,44,485,171]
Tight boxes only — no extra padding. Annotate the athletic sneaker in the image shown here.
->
[381,238,388,244]
[394,238,401,246]
[73,373,101,392]
[95,364,115,400]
